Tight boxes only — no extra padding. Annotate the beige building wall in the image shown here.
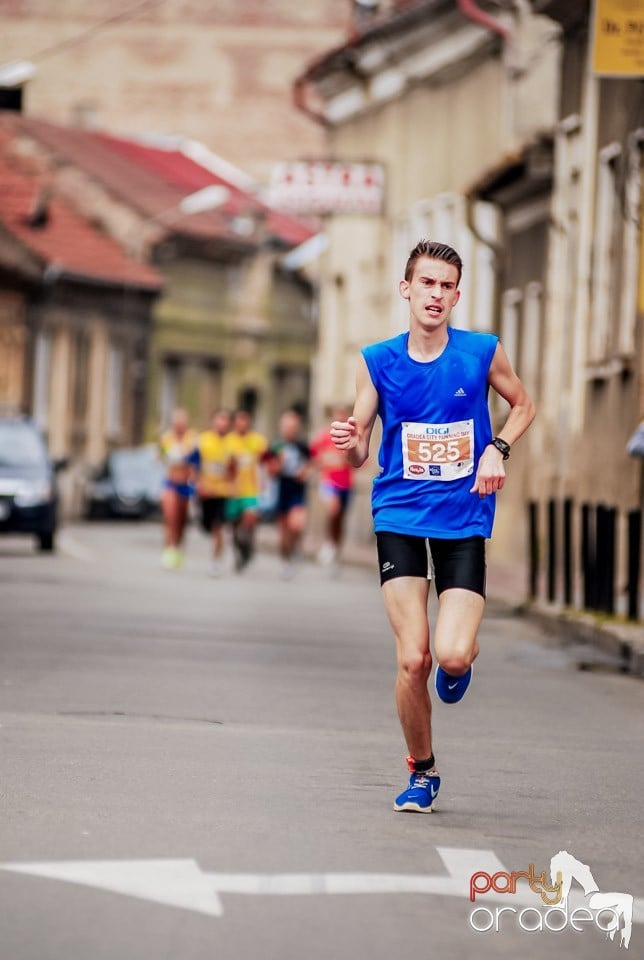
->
[0,0,350,182]
[305,6,562,555]
[314,13,560,388]
[332,58,505,207]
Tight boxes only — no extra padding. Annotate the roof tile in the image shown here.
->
[0,146,164,291]
[0,113,315,249]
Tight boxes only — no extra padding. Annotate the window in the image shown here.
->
[589,143,621,362]
[237,386,258,417]
[72,330,90,451]
[0,87,22,112]
[106,341,125,439]
[521,282,543,404]
[32,330,51,431]
[618,132,643,357]
[397,194,495,333]
[160,360,179,427]
[501,288,522,371]
[391,215,413,334]
[471,201,498,333]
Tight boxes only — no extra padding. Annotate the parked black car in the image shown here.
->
[85,445,164,520]
[0,416,65,552]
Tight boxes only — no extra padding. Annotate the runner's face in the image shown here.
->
[280,411,300,441]
[399,257,460,332]
[172,410,189,436]
[234,413,250,435]
[213,412,230,435]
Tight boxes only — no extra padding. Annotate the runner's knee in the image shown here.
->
[437,652,473,676]
[398,648,432,685]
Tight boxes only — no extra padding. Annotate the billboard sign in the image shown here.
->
[592,0,644,76]
[270,161,385,215]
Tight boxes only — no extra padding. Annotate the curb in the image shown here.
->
[257,527,644,679]
[518,602,644,679]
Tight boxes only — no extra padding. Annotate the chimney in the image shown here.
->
[28,183,53,229]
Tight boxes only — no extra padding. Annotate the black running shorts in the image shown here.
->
[200,496,228,532]
[376,531,486,597]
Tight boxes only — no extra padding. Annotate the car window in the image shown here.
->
[110,450,151,477]
[0,422,47,468]
[111,448,162,483]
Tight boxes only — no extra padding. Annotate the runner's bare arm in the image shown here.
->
[470,343,536,497]
[487,342,536,445]
[330,355,379,468]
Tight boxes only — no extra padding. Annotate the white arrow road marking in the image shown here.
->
[208,848,506,898]
[1,848,643,922]
[0,858,224,917]
[0,848,500,917]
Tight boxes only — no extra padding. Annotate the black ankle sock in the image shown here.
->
[410,754,435,773]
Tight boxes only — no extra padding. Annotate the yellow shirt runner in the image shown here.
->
[228,431,268,500]
[197,430,235,499]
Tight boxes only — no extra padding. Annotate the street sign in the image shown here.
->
[592,0,644,76]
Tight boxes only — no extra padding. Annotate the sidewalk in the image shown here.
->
[257,526,644,679]
[483,560,644,678]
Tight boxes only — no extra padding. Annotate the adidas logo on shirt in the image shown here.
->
[453,387,467,397]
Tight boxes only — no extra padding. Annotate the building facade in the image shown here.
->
[0,112,317,466]
[0,0,353,183]
[295,0,642,617]
[0,135,163,513]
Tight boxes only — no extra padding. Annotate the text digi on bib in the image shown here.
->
[401,420,474,481]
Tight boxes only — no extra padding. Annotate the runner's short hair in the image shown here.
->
[404,240,463,285]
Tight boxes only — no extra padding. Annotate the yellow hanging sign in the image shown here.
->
[592,0,644,76]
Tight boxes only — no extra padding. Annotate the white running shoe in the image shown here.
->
[317,542,337,567]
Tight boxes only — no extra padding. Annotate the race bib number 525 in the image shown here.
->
[401,419,474,481]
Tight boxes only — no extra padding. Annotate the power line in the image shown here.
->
[25,0,172,64]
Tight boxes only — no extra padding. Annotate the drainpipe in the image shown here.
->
[457,0,511,44]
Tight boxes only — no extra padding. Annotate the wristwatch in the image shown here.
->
[490,437,511,460]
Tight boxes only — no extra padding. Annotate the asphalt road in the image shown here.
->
[1,520,643,960]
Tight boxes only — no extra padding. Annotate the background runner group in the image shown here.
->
[157,405,357,577]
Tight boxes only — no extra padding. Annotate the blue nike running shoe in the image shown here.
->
[393,770,440,813]
[434,664,472,704]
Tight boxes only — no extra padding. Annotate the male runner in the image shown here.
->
[310,405,356,570]
[196,409,235,577]
[330,240,535,813]
[268,408,313,579]
[227,409,268,571]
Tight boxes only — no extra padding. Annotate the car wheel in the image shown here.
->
[38,531,55,552]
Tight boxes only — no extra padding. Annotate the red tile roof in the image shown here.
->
[0,147,163,291]
[0,114,315,249]
[96,132,315,247]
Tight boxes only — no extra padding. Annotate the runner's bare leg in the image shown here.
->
[382,577,433,761]
[433,588,483,676]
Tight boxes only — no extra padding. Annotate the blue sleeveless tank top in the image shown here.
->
[362,328,498,539]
